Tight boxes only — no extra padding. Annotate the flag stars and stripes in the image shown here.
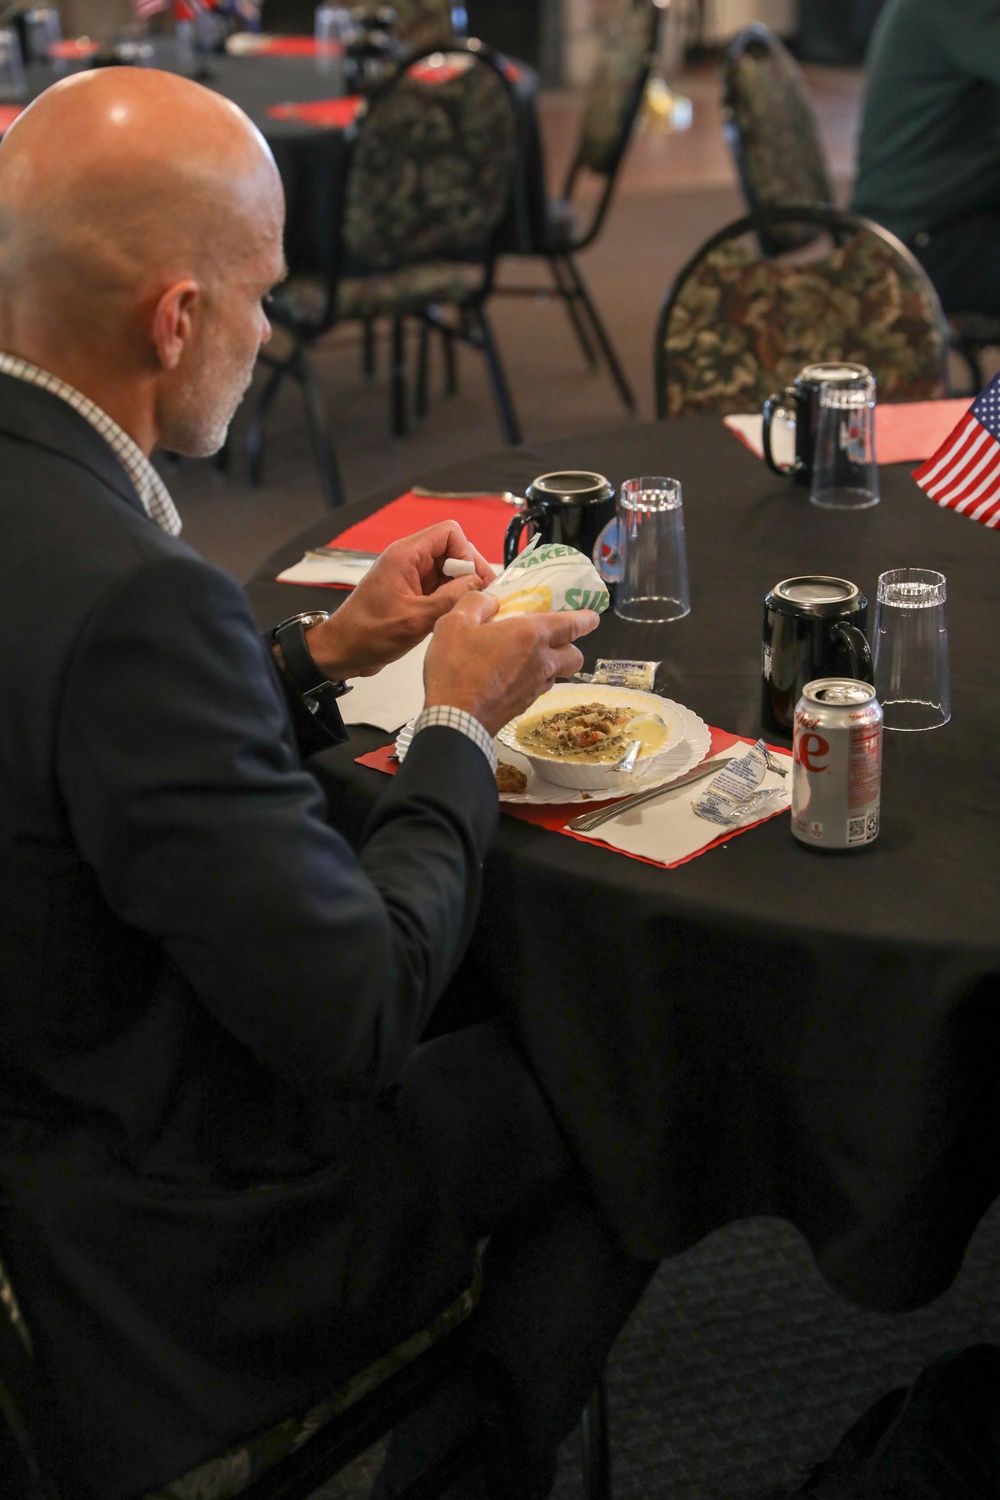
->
[913,371,1000,528]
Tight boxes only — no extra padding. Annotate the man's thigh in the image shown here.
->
[397,1020,584,1242]
[914,214,1000,316]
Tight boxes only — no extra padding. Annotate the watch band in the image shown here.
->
[272,613,352,717]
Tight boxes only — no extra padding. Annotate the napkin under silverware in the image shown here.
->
[567,754,736,833]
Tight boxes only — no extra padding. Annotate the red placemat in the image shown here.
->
[0,105,22,134]
[49,37,99,59]
[255,36,338,56]
[725,398,974,467]
[328,491,514,563]
[356,726,789,870]
[266,96,363,128]
[407,58,521,84]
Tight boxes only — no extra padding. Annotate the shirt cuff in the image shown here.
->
[412,705,498,775]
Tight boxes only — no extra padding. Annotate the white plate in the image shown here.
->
[394,689,711,805]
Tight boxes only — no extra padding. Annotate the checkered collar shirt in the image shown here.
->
[0,352,183,537]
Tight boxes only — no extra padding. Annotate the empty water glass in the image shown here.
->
[0,28,26,103]
[614,476,691,624]
[809,369,880,510]
[315,3,348,84]
[873,568,950,731]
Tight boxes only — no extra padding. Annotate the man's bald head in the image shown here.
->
[0,69,286,455]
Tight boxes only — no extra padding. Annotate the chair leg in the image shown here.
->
[560,254,637,413]
[470,306,523,446]
[579,1371,612,1500]
[442,324,459,396]
[295,350,346,509]
[363,317,377,381]
[549,254,598,368]
[391,316,408,439]
[246,357,289,488]
[416,319,430,422]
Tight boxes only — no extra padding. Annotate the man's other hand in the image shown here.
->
[423,593,600,738]
[304,522,494,681]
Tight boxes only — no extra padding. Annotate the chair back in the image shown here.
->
[654,205,950,420]
[392,0,454,49]
[722,24,835,255]
[566,0,662,247]
[341,43,518,276]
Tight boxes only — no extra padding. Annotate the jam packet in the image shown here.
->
[693,738,788,828]
[485,539,610,618]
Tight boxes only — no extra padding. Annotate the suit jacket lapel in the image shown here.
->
[0,371,150,522]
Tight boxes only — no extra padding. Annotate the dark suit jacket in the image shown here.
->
[0,373,497,1498]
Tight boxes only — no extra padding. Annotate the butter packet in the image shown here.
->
[693,738,788,828]
[485,541,610,617]
[592,658,660,691]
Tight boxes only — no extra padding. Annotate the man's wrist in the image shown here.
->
[413,705,498,774]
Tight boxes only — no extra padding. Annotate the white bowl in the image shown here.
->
[496,685,687,791]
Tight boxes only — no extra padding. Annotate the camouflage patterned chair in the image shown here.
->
[247,41,521,507]
[392,0,454,51]
[497,0,663,412]
[721,24,834,257]
[721,22,1000,390]
[654,205,950,420]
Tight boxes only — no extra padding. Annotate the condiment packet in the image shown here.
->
[593,658,660,690]
[693,738,787,828]
[485,541,610,617]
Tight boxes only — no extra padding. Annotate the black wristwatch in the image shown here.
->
[271,612,352,719]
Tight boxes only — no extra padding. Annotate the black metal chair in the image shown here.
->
[654,204,950,420]
[0,1246,614,1500]
[247,39,523,508]
[721,21,999,390]
[495,0,663,413]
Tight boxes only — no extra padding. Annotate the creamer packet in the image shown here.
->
[485,541,610,618]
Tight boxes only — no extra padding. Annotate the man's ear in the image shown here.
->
[151,279,200,372]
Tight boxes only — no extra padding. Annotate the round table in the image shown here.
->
[246,414,1000,1315]
[17,40,546,276]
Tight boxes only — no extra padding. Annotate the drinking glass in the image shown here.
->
[872,568,950,730]
[0,28,26,103]
[614,476,690,623]
[23,8,61,62]
[809,369,880,510]
[315,3,348,85]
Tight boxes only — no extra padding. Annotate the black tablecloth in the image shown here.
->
[21,43,546,276]
[246,415,1000,1314]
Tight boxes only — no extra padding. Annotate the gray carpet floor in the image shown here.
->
[159,113,998,1500]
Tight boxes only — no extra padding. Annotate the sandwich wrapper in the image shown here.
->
[484,537,610,617]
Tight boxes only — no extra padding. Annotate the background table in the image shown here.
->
[246,414,1000,1316]
[18,42,547,276]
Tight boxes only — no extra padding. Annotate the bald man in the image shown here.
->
[0,67,656,1500]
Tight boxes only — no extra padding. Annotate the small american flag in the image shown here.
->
[913,373,1000,527]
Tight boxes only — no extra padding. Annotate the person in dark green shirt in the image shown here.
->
[853,0,1000,315]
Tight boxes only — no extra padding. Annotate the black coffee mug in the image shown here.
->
[504,471,615,568]
[762,575,874,737]
[762,363,872,486]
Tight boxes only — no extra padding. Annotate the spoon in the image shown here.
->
[612,740,643,774]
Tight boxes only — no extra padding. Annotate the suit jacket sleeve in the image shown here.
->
[55,552,498,1099]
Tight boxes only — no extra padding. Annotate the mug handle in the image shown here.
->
[762,387,801,476]
[504,507,544,567]
[832,622,874,684]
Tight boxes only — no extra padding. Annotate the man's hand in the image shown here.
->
[423,593,600,738]
[304,522,494,681]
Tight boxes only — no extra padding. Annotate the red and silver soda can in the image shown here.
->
[791,678,882,850]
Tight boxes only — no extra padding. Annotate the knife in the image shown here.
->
[566,754,736,834]
[303,545,380,563]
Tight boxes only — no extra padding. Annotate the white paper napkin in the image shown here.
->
[723,412,795,465]
[277,554,374,587]
[577,749,792,866]
[341,640,428,731]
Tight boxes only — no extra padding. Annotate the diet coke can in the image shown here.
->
[791,678,882,850]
